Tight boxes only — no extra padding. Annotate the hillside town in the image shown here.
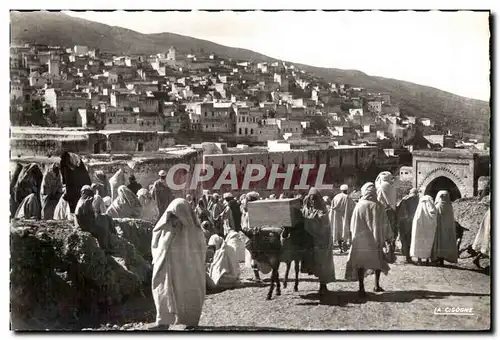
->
[10,43,489,155]
[9,40,491,332]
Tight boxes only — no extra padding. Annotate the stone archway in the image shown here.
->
[424,176,462,201]
[417,167,466,201]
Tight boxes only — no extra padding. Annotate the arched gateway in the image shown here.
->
[412,149,490,201]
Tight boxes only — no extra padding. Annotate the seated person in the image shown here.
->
[206,233,240,290]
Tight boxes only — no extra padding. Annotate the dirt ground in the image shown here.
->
[91,253,490,331]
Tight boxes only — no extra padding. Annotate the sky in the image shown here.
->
[65,10,490,101]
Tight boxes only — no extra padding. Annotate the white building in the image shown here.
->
[73,45,89,56]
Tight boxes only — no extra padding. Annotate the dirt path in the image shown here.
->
[93,254,490,331]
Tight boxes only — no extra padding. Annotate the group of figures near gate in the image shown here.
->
[10,153,491,330]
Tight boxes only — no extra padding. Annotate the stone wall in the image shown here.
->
[10,138,89,158]
[158,132,176,148]
[103,131,160,153]
[10,128,170,157]
[202,147,394,197]
[85,150,203,197]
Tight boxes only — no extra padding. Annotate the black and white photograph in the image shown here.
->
[8,7,492,332]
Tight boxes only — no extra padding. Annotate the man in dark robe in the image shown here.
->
[396,188,419,263]
[210,193,224,237]
[75,185,115,251]
[223,192,242,234]
[151,170,174,219]
[302,187,336,296]
[60,152,92,213]
[127,175,142,196]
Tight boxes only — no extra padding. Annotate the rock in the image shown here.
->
[10,218,153,330]
[113,218,154,262]
[452,197,490,251]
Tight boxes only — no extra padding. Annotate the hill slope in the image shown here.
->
[10,11,490,135]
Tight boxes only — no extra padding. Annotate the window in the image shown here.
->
[108,118,112,124]
[212,124,214,128]
[239,128,242,135]
[60,107,64,112]
[153,121,156,126]
[206,125,208,129]
[250,128,254,134]
[204,112,207,117]
[225,124,228,128]
[123,117,127,123]
[212,111,214,116]
[141,122,144,126]
[147,121,150,126]
[69,107,73,111]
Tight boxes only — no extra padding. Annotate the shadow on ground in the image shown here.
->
[297,289,491,306]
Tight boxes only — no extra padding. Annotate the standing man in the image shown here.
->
[396,188,419,263]
[375,172,398,260]
[127,174,142,196]
[151,170,174,219]
[302,187,336,296]
[218,193,242,236]
[203,190,212,210]
[330,184,355,253]
[346,182,393,297]
[210,193,225,237]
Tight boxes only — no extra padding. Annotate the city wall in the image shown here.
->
[202,146,399,197]
[10,128,177,158]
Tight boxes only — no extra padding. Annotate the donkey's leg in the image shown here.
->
[294,259,300,292]
[275,265,281,296]
[283,261,291,289]
[267,266,276,300]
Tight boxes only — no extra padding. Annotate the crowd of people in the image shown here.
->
[10,158,491,330]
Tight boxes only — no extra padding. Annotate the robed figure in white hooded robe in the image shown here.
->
[410,195,438,262]
[375,172,397,232]
[473,208,491,258]
[151,198,207,328]
[207,230,241,290]
[330,184,355,252]
[345,182,393,295]
[431,190,458,265]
